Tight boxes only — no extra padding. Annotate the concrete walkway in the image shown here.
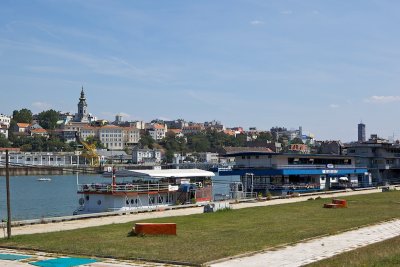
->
[210,219,400,267]
[7,189,382,236]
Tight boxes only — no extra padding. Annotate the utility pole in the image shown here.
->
[5,149,11,239]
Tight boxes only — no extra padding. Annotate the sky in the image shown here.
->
[1,0,400,142]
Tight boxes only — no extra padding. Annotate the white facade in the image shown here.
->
[0,152,85,166]
[132,148,162,164]
[198,152,219,164]
[0,114,11,127]
[124,128,140,147]
[149,124,167,140]
[99,126,124,150]
[0,125,8,139]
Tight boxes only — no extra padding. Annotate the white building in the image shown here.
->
[0,125,8,139]
[132,148,162,164]
[198,152,219,164]
[148,123,167,141]
[0,114,11,127]
[99,125,124,150]
[123,127,140,148]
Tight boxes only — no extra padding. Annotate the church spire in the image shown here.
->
[80,86,85,100]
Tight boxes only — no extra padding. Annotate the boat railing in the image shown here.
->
[77,183,171,193]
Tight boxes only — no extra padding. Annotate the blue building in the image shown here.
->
[220,151,371,196]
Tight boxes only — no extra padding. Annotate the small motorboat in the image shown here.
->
[37,177,52,182]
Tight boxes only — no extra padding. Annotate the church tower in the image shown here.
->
[76,87,89,123]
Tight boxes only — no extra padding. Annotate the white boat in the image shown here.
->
[73,168,215,215]
[37,178,51,181]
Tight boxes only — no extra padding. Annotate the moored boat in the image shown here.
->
[74,168,214,215]
[37,177,52,181]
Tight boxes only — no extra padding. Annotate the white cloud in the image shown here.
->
[281,10,293,15]
[250,20,264,25]
[364,96,400,104]
[329,104,339,108]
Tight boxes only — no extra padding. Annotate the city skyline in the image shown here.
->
[2,1,400,142]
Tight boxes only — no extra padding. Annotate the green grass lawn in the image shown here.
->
[1,191,400,265]
[306,235,400,267]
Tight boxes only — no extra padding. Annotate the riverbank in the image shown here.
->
[7,188,383,236]
[0,189,396,266]
[0,166,101,176]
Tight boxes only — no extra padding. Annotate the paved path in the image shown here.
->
[7,189,382,236]
[211,219,400,267]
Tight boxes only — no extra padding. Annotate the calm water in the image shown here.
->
[0,174,239,220]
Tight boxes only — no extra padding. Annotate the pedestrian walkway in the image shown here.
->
[210,219,400,267]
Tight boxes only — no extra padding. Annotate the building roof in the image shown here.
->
[223,147,274,155]
[30,128,48,133]
[152,123,166,130]
[17,123,30,128]
[107,168,215,178]
[168,129,182,134]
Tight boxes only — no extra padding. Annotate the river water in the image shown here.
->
[0,174,239,220]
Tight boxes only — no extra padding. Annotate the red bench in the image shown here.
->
[134,223,177,235]
[324,199,348,209]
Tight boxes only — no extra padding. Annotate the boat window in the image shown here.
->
[85,195,89,201]
[97,200,102,205]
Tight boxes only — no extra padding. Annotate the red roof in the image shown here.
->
[30,129,48,133]
[17,123,30,128]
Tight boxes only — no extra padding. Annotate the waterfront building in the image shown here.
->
[358,122,366,143]
[132,147,162,165]
[0,151,86,166]
[220,150,370,196]
[346,135,400,185]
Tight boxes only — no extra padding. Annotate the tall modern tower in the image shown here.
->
[75,87,89,123]
[358,122,366,143]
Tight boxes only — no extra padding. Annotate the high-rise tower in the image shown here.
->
[358,122,366,143]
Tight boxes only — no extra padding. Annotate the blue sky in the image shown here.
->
[1,0,400,142]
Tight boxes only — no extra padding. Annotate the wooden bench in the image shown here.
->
[323,199,347,209]
[134,223,176,235]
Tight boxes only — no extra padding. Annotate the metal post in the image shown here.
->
[251,173,254,198]
[5,150,11,239]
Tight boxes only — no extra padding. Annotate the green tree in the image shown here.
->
[139,132,154,149]
[291,137,304,144]
[12,108,32,123]
[85,136,105,149]
[37,109,60,130]
[0,133,11,147]
[257,132,273,142]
